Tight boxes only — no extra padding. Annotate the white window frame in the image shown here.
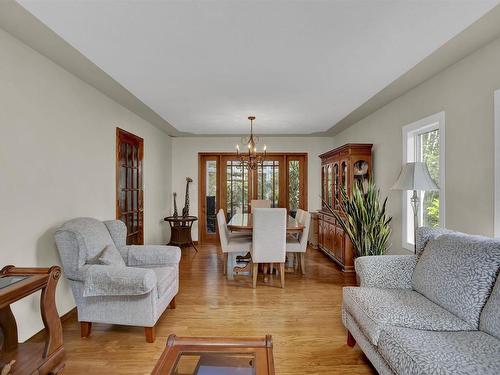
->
[495,89,500,237]
[401,111,446,250]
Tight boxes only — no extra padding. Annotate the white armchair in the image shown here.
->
[287,211,311,274]
[54,217,180,342]
[252,208,287,288]
[216,210,252,279]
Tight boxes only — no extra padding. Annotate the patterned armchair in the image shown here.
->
[55,217,180,342]
[342,227,500,375]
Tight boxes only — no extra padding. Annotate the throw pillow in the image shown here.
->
[87,244,126,267]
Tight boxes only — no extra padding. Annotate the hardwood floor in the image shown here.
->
[46,245,375,374]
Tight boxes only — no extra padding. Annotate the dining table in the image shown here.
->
[226,213,305,279]
[227,213,305,233]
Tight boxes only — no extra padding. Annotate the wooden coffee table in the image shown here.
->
[0,265,65,374]
[151,335,275,375]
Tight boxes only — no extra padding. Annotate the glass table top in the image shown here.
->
[0,275,28,290]
[173,352,255,375]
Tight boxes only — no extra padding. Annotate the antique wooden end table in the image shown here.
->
[151,335,275,375]
[0,265,64,375]
[164,216,198,252]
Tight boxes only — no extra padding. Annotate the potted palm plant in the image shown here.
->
[324,179,392,258]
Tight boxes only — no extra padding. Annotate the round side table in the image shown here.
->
[164,216,198,252]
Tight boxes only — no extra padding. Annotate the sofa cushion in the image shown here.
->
[480,276,500,340]
[378,326,500,375]
[412,234,500,328]
[343,287,472,345]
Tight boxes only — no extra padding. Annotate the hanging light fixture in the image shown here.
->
[235,116,267,170]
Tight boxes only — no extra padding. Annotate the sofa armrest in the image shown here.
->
[82,265,156,297]
[355,255,417,289]
[120,245,181,267]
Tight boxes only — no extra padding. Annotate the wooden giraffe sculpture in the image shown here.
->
[182,177,193,217]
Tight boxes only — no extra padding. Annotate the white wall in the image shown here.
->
[0,28,172,341]
[171,137,332,240]
[333,35,500,253]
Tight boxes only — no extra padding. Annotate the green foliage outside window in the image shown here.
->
[420,130,440,228]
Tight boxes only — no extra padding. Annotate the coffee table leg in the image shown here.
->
[0,305,18,352]
[40,267,63,358]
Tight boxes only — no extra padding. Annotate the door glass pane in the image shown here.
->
[334,163,339,207]
[288,160,300,215]
[327,165,333,207]
[418,129,440,227]
[257,160,279,207]
[205,160,217,234]
[226,161,249,221]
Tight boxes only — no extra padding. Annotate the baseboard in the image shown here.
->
[28,307,77,342]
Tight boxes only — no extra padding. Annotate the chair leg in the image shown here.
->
[145,326,156,343]
[300,253,306,275]
[80,322,92,338]
[223,253,228,275]
[169,296,176,309]
[279,263,285,288]
[252,263,258,288]
[347,330,356,347]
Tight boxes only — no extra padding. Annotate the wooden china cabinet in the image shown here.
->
[317,144,372,272]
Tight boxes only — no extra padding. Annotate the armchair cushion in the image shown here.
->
[88,244,126,267]
[120,245,181,267]
[355,255,417,289]
[103,220,127,249]
[83,265,156,297]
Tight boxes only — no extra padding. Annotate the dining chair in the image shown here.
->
[217,209,251,240]
[217,210,252,278]
[251,208,287,288]
[295,208,304,223]
[286,211,311,274]
[250,199,271,212]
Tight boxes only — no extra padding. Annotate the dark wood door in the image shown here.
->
[198,154,220,244]
[116,128,144,245]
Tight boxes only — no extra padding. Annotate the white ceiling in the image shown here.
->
[18,0,499,135]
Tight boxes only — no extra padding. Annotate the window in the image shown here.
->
[257,160,280,207]
[402,112,445,250]
[495,89,500,237]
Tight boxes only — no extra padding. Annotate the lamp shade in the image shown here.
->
[391,162,439,191]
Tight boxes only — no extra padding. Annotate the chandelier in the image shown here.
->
[235,116,267,170]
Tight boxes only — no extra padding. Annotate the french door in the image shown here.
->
[116,128,144,245]
[198,153,308,244]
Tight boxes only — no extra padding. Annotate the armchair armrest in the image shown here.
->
[82,265,156,297]
[355,255,417,289]
[120,245,181,267]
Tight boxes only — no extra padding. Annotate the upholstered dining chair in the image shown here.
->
[54,217,180,343]
[252,208,287,288]
[250,199,271,212]
[216,210,252,278]
[287,211,311,274]
[294,208,303,223]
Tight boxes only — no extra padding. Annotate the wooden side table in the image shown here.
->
[164,216,198,252]
[152,335,275,375]
[0,265,65,375]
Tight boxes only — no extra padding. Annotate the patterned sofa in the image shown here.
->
[342,228,500,375]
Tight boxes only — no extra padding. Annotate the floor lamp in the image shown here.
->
[391,162,439,254]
